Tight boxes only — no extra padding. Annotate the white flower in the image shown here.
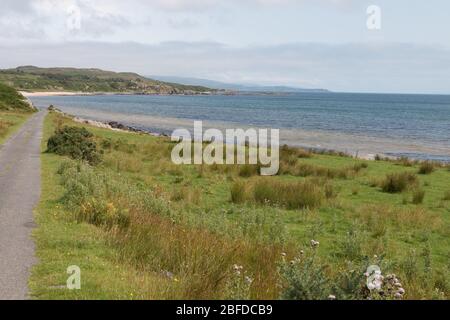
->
[367,282,377,290]
[310,239,320,248]
[328,294,336,300]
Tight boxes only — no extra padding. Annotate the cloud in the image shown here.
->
[0,0,363,42]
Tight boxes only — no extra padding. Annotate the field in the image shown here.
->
[30,111,450,300]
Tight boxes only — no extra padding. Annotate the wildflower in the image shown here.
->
[397,288,405,295]
[245,276,253,284]
[328,295,336,300]
[233,264,243,271]
[299,250,304,255]
[310,239,320,248]
[394,292,403,299]
[281,252,286,257]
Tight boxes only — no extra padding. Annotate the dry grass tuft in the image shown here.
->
[380,172,418,193]
[418,161,435,175]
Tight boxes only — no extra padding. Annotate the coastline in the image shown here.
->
[21,91,141,97]
[31,94,450,163]
[47,107,388,161]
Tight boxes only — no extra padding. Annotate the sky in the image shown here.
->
[1,0,450,93]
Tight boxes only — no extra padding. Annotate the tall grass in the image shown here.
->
[418,161,435,175]
[57,160,289,299]
[380,172,418,193]
[0,119,10,137]
[231,178,326,210]
[412,188,425,204]
[280,161,367,179]
[443,190,450,201]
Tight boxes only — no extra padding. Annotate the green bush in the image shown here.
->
[278,249,331,300]
[0,82,33,111]
[47,126,101,165]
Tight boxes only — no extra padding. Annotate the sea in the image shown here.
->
[30,92,450,162]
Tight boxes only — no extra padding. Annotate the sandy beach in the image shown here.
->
[20,91,100,97]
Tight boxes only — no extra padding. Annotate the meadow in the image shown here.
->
[30,111,450,300]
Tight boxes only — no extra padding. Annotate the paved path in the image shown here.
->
[0,111,46,300]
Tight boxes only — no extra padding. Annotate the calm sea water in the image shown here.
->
[30,93,450,161]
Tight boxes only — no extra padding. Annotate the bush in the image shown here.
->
[418,162,435,175]
[47,126,101,165]
[278,249,331,300]
[0,83,33,111]
[380,172,417,193]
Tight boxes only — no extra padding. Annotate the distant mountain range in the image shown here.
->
[0,66,215,95]
[148,75,330,93]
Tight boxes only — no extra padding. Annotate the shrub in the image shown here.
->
[278,249,331,300]
[412,188,425,204]
[47,126,101,165]
[380,172,417,193]
[0,83,33,111]
[418,161,435,175]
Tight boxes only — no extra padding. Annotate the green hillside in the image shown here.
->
[0,66,215,94]
[0,82,33,111]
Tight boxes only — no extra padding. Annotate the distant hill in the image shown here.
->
[0,66,215,95]
[149,75,330,93]
[0,82,34,111]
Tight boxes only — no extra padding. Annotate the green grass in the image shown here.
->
[0,112,32,145]
[31,111,450,300]
[0,82,35,144]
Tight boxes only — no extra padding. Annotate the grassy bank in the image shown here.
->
[0,83,36,144]
[31,111,450,299]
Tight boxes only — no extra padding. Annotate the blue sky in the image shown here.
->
[1,0,450,93]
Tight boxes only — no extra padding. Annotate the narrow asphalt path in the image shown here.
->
[0,111,46,300]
